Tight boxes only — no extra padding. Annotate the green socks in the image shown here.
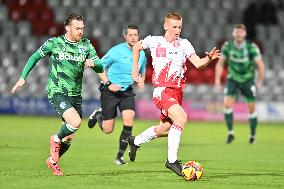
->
[224,108,233,132]
[59,140,71,158]
[57,123,78,140]
[249,112,257,137]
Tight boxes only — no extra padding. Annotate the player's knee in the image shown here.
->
[224,101,232,108]
[70,117,81,128]
[100,119,115,134]
[248,107,256,113]
[155,125,164,136]
[102,126,114,134]
[224,105,232,110]
[247,103,256,113]
[122,114,135,125]
[224,98,234,108]
[155,125,170,137]
[180,114,188,126]
[174,113,187,127]
[123,119,134,126]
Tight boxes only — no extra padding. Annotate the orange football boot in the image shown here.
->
[46,157,63,176]
[50,135,61,163]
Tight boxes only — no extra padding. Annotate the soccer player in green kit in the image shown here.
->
[11,13,103,175]
[215,24,265,144]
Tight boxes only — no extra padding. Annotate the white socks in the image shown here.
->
[133,123,184,164]
[168,123,183,163]
[134,126,158,146]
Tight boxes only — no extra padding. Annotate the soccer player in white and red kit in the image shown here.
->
[128,12,221,176]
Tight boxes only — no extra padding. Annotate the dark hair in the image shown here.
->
[122,25,139,36]
[64,13,84,26]
[234,24,246,30]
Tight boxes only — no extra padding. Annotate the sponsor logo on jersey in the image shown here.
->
[229,50,249,63]
[169,51,178,55]
[156,47,166,57]
[229,54,249,63]
[58,52,86,62]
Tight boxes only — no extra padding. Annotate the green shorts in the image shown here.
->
[224,79,257,102]
[48,93,82,119]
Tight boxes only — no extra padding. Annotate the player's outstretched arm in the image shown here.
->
[132,41,143,82]
[11,50,44,94]
[87,43,104,73]
[189,47,221,69]
[11,78,26,94]
[205,47,221,61]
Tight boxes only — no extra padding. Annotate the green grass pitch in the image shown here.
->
[0,115,283,189]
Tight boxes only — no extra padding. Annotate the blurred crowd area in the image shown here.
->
[0,0,284,102]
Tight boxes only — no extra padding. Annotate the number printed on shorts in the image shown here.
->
[251,85,256,97]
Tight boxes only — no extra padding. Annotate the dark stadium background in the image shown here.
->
[1,1,284,188]
[0,0,283,121]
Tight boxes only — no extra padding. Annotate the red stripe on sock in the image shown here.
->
[171,123,184,131]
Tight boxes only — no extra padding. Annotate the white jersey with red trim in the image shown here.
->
[142,35,195,88]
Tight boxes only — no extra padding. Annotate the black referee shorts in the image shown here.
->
[99,85,135,120]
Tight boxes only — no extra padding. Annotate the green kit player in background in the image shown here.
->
[11,13,103,176]
[215,24,265,144]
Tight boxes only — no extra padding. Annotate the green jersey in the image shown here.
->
[20,35,103,97]
[221,40,261,83]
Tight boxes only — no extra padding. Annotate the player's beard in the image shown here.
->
[75,34,82,42]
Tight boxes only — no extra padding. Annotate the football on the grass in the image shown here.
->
[182,161,204,181]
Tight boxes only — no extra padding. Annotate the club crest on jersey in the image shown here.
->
[161,109,167,116]
[78,47,85,54]
[60,102,66,109]
[168,98,176,102]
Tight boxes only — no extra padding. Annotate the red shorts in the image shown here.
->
[152,87,183,123]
